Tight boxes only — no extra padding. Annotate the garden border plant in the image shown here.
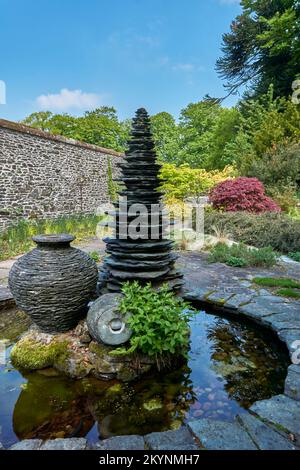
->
[110,281,195,368]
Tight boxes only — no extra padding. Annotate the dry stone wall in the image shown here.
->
[0,119,122,232]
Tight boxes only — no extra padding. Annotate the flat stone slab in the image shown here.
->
[9,439,43,450]
[285,366,300,401]
[94,435,145,450]
[187,419,257,450]
[250,395,300,442]
[144,427,199,451]
[237,413,297,450]
[0,286,14,310]
[40,438,87,450]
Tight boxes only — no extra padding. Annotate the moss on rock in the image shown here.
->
[11,337,69,370]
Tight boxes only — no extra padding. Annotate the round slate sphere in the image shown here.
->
[87,293,132,346]
[9,234,98,333]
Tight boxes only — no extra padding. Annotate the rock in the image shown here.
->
[0,286,15,311]
[87,294,132,346]
[187,419,257,450]
[144,427,199,451]
[40,438,87,450]
[9,439,43,450]
[285,365,300,401]
[250,395,300,443]
[237,413,297,450]
[0,442,5,450]
[94,435,145,450]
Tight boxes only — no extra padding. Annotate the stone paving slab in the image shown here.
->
[237,413,297,450]
[250,395,300,443]
[9,439,43,450]
[285,366,300,401]
[40,438,88,450]
[144,428,199,451]
[0,286,14,310]
[94,435,145,450]
[187,419,257,450]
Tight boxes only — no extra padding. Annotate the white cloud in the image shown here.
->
[219,0,240,5]
[36,88,102,111]
[172,63,195,72]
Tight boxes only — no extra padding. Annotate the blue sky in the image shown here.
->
[0,0,241,121]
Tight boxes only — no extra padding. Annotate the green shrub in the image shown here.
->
[226,256,248,267]
[289,252,300,262]
[110,282,194,362]
[208,243,277,268]
[247,142,300,194]
[205,210,300,254]
[88,251,100,263]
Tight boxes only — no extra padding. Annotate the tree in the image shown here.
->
[21,107,130,152]
[176,99,224,168]
[216,0,300,99]
[150,112,180,163]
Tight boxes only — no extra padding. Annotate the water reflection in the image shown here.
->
[0,310,289,447]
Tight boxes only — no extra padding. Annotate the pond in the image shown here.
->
[0,308,289,448]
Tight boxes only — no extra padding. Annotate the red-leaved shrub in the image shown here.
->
[209,177,281,213]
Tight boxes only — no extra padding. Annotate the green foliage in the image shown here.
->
[289,252,300,262]
[253,277,300,289]
[208,243,277,268]
[111,282,194,360]
[226,256,248,268]
[216,0,300,99]
[22,107,130,152]
[0,214,102,261]
[88,251,100,263]
[276,288,300,299]
[107,158,118,202]
[160,164,236,203]
[150,112,180,163]
[205,210,300,254]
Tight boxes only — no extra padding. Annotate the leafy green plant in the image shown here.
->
[289,252,300,262]
[88,251,100,263]
[208,243,277,268]
[226,256,248,268]
[110,282,194,364]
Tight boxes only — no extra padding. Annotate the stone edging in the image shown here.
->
[182,285,300,448]
[1,282,300,450]
[0,119,123,158]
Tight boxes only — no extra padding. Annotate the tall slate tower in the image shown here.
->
[101,108,183,292]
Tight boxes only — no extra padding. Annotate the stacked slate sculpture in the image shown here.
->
[101,108,183,292]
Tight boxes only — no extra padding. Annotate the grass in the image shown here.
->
[0,214,102,261]
[208,243,277,268]
[253,277,300,289]
[253,277,300,300]
[276,288,300,299]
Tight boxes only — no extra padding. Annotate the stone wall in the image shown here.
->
[0,119,122,232]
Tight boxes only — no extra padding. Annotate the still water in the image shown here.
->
[0,309,289,447]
